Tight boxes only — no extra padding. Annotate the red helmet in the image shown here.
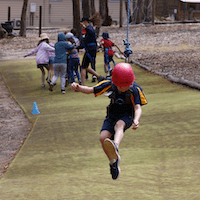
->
[112,63,135,87]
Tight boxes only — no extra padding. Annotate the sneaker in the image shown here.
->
[61,89,66,94]
[92,76,96,82]
[46,77,51,85]
[103,138,121,179]
[42,84,45,89]
[97,75,105,82]
[49,84,54,91]
[109,69,113,76]
[110,158,121,180]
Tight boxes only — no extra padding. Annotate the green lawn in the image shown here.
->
[0,53,200,200]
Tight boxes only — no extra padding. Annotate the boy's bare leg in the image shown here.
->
[113,120,125,148]
[100,130,112,160]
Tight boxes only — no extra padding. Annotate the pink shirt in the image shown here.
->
[26,42,55,64]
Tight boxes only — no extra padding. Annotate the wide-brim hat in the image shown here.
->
[39,33,49,41]
[102,32,110,39]
[80,17,91,22]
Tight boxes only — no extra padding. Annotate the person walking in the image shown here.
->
[49,32,75,94]
[24,33,55,89]
[71,63,147,179]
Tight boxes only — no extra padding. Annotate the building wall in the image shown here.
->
[0,0,129,29]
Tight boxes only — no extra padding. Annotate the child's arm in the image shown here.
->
[114,44,123,54]
[132,104,142,130]
[24,46,39,57]
[71,83,94,94]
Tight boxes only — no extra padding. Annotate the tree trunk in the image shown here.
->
[135,0,144,24]
[163,0,169,18]
[100,0,111,26]
[72,0,81,37]
[82,0,90,18]
[90,0,96,16]
[19,0,28,37]
[99,0,106,24]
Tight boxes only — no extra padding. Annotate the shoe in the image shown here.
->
[65,78,68,87]
[49,83,54,91]
[61,89,66,94]
[97,75,105,82]
[109,69,113,76]
[42,84,45,89]
[92,76,96,82]
[103,138,121,179]
[110,158,121,180]
[79,81,82,85]
[46,77,51,85]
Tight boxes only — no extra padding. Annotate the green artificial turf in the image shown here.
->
[0,53,200,199]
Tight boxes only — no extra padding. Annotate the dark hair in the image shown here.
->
[37,38,49,46]
[80,17,91,22]
[71,29,77,36]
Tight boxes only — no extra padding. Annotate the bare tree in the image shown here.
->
[100,0,112,26]
[82,0,90,18]
[72,0,81,37]
[99,0,107,24]
[19,0,28,37]
[90,0,96,16]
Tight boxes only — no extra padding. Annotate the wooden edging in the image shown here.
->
[130,59,200,91]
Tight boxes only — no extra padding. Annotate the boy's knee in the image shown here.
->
[114,120,125,130]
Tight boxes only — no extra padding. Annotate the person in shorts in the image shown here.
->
[71,63,147,179]
[79,17,100,85]
[24,33,55,89]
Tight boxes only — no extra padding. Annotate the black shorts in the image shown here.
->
[37,64,49,69]
[81,51,96,69]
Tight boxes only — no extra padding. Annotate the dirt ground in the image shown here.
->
[0,23,200,179]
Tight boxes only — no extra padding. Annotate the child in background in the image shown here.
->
[24,33,55,89]
[71,63,147,180]
[48,39,55,84]
[99,32,123,78]
[65,32,81,84]
[49,32,75,94]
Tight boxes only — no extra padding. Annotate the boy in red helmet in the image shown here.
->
[71,63,147,179]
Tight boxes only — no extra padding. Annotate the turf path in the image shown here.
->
[0,54,200,199]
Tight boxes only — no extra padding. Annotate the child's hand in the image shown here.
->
[71,82,79,91]
[132,120,139,130]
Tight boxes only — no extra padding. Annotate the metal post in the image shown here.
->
[8,7,11,21]
[39,6,42,36]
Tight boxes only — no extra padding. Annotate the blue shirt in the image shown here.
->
[54,33,75,64]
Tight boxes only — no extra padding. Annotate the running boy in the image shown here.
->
[71,63,147,179]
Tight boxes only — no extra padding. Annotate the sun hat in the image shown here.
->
[39,33,49,41]
[65,32,74,39]
[102,32,110,39]
[112,63,135,87]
